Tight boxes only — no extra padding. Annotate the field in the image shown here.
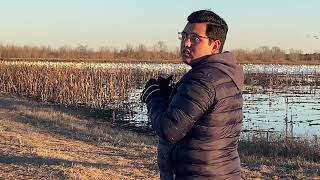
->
[1,60,320,179]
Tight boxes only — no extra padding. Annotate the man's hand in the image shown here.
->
[157,75,174,99]
[141,75,174,103]
[141,78,161,103]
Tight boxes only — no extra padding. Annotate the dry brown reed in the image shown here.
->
[239,135,320,162]
[1,61,318,111]
[0,62,169,110]
[244,73,320,89]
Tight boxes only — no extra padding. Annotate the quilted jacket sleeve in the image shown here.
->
[146,71,215,144]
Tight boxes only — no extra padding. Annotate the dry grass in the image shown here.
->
[0,61,169,110]
[240,141,320,179]
[0,95,158,179]
[1,95,320,179]
[239,137,320,162]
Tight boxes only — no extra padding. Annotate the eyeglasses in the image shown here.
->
[178,32,210,43]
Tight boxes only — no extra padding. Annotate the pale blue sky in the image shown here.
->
[0,0,319,53]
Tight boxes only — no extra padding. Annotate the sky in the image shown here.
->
[0,0,319,53]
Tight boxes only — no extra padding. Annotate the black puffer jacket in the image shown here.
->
[147,52,244,180]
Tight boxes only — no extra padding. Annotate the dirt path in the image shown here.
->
[0,96,158,179]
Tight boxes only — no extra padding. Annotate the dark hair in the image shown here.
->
[187,10,228,52]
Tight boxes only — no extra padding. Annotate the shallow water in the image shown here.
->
[242,86,320,138]
[125,86,320,140]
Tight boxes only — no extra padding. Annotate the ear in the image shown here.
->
[211,40,221,54]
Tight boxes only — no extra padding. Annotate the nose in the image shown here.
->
[182,38,192,47]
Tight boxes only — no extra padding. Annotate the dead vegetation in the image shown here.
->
[0,95,158,179]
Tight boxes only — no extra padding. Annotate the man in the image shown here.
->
[141,10,244,179]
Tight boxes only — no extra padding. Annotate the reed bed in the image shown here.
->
[0,63,149,109]
[244,73,320,90]
[0,61,319,111]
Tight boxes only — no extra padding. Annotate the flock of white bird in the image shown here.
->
[2,61,320,75]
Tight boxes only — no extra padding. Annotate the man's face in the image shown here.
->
[180,23,219,65]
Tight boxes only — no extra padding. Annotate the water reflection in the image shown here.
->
[123,85,320,140]
[243,86,320,138]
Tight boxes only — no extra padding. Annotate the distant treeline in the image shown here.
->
[0,42,319,64]
[233,46,320,64]
[0,42,179,62]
